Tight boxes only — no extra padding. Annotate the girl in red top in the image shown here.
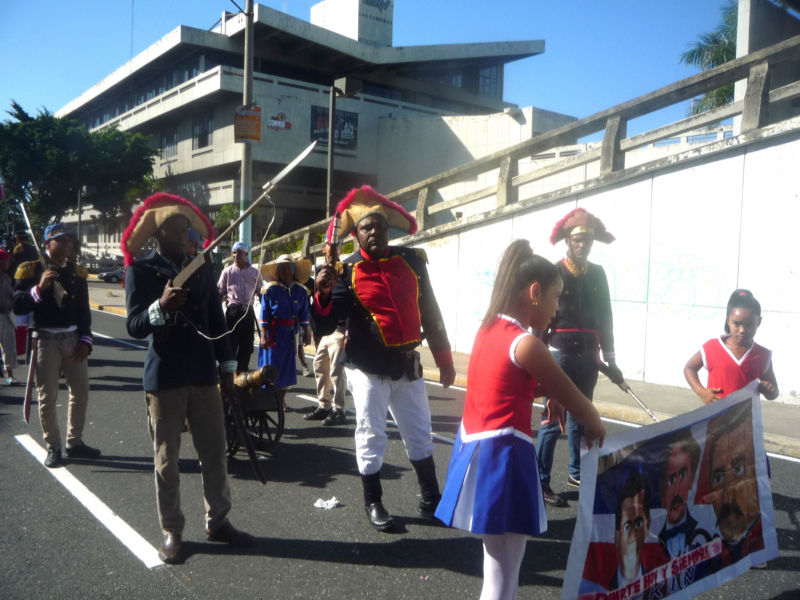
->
[435,240,605,600]
[684,289,779,404]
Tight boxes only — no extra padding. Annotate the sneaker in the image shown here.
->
[304,406,331,421]
[541,483,569,507]
[44,448,63,468]
[65,443,101,459]
[567,474,580,488]
[323,408,346,426]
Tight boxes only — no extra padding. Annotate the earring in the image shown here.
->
[532,300,539,306]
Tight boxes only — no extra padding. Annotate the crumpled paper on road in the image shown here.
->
[313,496,341,509]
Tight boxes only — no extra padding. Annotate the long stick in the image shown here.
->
[17,201,67,307]
[598,362,659,422]
[173,141,317,287]
[619,381,660,422]
[23,333,38,423]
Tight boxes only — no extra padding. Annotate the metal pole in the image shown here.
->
[238,0,254,249]
[326,85,336,217]
[77,188,82,256]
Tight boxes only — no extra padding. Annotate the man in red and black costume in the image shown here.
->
[314,185,456,531]
[535,208,624,507]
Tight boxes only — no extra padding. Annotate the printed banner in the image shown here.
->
[562,382,778,600]
[310,105,358,151]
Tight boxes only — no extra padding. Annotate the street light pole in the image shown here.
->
[238,0,254,248]
[326,85,336,217]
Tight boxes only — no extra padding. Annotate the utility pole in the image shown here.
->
[238,0,254,248]
[326,84,336,217]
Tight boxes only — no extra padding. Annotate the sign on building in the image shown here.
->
[234,105,261,143]
[310,105,358,151]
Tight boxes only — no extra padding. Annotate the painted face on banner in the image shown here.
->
[661,445,694,526]
[709,416,760,544]
[615,489,649,581]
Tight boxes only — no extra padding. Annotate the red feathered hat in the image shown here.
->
[121,192,214,265]
[550,208,615,245]
[326,185,417,243]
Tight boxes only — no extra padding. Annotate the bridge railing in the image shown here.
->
[254,34,800,262]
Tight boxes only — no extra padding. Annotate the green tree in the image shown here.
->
[214,204,240,234]
[680,0,738,114]
[0,101,157,229]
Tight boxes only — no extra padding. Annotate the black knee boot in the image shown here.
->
[361,472,394,531]
[411,456,441,518]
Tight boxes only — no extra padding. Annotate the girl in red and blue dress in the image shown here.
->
[684,289,779,404]
[435,240,605,600]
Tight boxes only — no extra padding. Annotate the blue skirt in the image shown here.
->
[435,427,547,536]
[257,325,297,388]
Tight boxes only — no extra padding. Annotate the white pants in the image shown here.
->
[345,366,434,475]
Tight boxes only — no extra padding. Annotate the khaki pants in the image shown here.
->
[313,330,346,410]
[145,385,232,535]
[36,331,90,450]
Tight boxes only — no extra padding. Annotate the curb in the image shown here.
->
[89,302,127,317]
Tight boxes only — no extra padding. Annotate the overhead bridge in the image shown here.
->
[257,34,800,401]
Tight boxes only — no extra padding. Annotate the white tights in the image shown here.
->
[480,533,528,600]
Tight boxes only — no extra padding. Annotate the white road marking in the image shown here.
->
[92,331,147,350]
[15,434,163,569]
[293,393,456,444]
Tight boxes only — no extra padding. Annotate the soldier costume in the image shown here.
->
[13,223,99,467]
[312,185,454,531]
[535,208,621,502]
[257,255,312,391]
[123,192,254,564]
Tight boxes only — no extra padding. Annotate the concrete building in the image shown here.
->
[56,0,573,261]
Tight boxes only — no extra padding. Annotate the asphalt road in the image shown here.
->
[1,304,798,599]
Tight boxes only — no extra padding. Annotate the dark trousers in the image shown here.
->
[535,350,598,482]
[225,305,255,373]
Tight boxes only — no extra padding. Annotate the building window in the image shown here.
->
[192,114,214,150]
[160,128,178,160]
[478,65,498,97]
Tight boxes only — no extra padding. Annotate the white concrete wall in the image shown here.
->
[412,133,800,404]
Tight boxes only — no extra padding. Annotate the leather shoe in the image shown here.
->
[304,406,331,421]
[365,502,394,531]
[541,483,568,507]
[323,408,346,426]
[44,448,63,468]
[65,443,101,459]
[158,532,183,564]
[205,521,256,547]
[418,493,441,518]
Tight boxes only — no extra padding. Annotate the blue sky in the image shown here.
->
[1,0,728,135]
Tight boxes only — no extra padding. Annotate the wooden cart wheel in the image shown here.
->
[247,387,284,448]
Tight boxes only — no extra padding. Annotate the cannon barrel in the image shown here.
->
[234,365,279,390]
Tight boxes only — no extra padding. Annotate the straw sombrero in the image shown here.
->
[260,254,312,284]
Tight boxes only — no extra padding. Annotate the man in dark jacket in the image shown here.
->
[123,192,254,564]
[14,223,100,468]
[535,208,624,506]
[314,185,455,531]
